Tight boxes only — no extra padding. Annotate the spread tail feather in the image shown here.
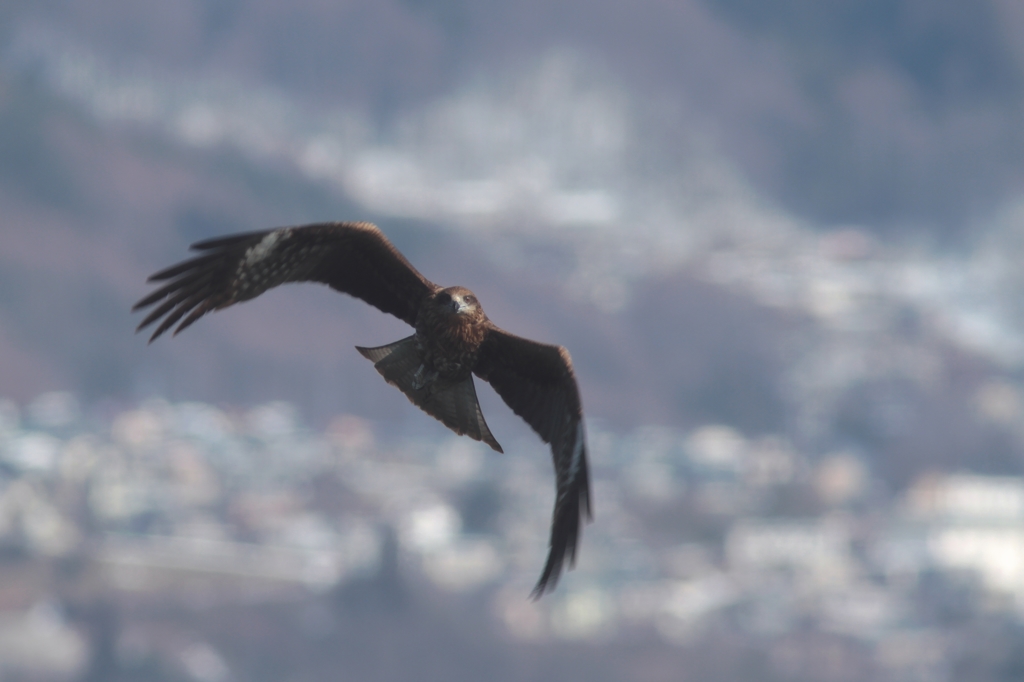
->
[356,337,503,453]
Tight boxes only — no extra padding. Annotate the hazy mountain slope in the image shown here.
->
[2,4,1024,489]
[9,0,1024,236]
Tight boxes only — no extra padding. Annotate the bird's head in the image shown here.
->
[435,287,485,322]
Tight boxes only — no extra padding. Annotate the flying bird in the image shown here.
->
[133,221,591,596]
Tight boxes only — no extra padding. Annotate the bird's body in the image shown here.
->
[134,222,591,596]
[357,285,503,453]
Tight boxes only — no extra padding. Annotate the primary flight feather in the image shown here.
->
[134,221,591,597]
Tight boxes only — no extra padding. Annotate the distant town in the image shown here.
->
[2,390,1022,681]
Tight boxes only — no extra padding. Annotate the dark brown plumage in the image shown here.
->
[133,221,591,597]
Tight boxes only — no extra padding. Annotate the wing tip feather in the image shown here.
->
[528,469,592,600]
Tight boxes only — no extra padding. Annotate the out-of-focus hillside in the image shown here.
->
[9,0,1024,235]
[0,60,792,434]
[3,3,1024,488]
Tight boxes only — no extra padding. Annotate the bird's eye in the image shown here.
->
[437,292,452,305]
[465,295,477,305]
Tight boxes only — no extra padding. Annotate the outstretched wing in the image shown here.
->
[473,328,591,597]
[133,222,435,341]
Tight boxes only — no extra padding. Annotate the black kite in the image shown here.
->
[133,222,591,596]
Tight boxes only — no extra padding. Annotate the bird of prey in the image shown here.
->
[133,221,591,596]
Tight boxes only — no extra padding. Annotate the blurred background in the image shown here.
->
[2,1,1024,680]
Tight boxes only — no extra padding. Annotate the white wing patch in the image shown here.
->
[568,421,585,483]
[244,229,289,266]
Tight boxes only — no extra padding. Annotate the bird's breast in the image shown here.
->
[415,315,486,381]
